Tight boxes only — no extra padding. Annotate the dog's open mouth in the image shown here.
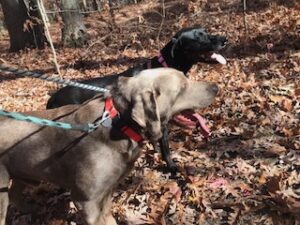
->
[172,110,211,138]
[199,51,227,65]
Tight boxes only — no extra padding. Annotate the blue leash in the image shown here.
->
[0,109,110,133]
[0,64,111,132]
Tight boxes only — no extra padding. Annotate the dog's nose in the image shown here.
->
[211,84,219,94]
[222,37,228,45]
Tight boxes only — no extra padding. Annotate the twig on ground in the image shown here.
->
[37,0,61,77]
[243,0,248,36]
[0,58,7,64]
[156,0,166,42]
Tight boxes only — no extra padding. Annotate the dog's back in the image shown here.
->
[0,117,39,155]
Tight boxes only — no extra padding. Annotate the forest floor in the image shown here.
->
[0,0,299,224]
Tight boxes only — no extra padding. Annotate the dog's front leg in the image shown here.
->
[0,167,9,225]
[9,180,40,214]
[73,192,117,225]
[159,126,177,173]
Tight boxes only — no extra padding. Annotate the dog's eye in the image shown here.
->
[155,89,161,97]
[194,30,203,37]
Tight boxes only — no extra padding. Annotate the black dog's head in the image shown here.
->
[173,27,227,58]
[161,27,228,73]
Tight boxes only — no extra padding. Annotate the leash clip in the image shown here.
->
[101,111,113,127]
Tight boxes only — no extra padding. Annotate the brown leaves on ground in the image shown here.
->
[0,0,299,224]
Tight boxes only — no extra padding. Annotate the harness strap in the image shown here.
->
[121,126,143,143]
[105,98,143,144]
[105,98,118,118]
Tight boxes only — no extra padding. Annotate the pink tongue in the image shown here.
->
[211,53,227,65]
[172,111,211,137]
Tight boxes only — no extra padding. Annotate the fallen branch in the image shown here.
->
[243,0,248,36]
[156,0,166,42]
[36,0,61,77]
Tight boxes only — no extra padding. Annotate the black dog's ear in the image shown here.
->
[171,38,178,58]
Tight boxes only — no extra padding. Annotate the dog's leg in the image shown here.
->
[74,200,100,225]
[105,214,117,225]
[159,127,177,172]
[74,192,116,225]
[9,180,38,214]
[0,166,9,225]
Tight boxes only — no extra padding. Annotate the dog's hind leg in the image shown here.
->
[0,166,9,225]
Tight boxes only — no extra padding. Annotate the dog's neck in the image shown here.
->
[111,116,143,142]
[147,41,194,75]
[76,97,142,157]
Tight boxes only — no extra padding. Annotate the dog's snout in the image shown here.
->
[211,84,219,94]
[221,36,228,45]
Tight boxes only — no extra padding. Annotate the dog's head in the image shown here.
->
[111,68,218,142]
[169,27,228,65]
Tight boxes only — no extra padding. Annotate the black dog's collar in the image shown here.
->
[104,98,143,143]
[147,53,169,69]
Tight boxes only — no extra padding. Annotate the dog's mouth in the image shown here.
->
[197,51,227,65]
[201,37,228,65]
[210,52,227,65]
[172,110,211,138]
[204,50,227,64]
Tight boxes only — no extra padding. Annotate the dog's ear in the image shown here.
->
[131,89,162,141]
[171,38,178,58]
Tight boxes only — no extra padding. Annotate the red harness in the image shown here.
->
[104,98,143,143]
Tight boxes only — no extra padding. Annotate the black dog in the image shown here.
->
[47,27,228,171]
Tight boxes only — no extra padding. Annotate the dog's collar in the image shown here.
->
[147,53,169,69]
[105,97,118,118]
[104,98,143,143]
[158,53,169,68]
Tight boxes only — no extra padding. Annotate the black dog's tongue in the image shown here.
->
[211,53,227,65]
[172,110,211,138]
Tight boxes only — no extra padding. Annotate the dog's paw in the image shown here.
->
[167,162,178,174]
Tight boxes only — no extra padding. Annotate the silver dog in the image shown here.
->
[0,68,218,225]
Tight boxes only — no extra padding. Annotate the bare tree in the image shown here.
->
[61,0,87,47]
[0,0,47,51]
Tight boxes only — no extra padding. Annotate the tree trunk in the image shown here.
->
[61,0,87,47]
[92,0,101,11]
[0,0,46,51]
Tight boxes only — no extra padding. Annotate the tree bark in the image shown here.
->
[61,0,87,48]
[92,0,101,11]
[0,0,46,51]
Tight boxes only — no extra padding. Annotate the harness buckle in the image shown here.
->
[101,111,113,127]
